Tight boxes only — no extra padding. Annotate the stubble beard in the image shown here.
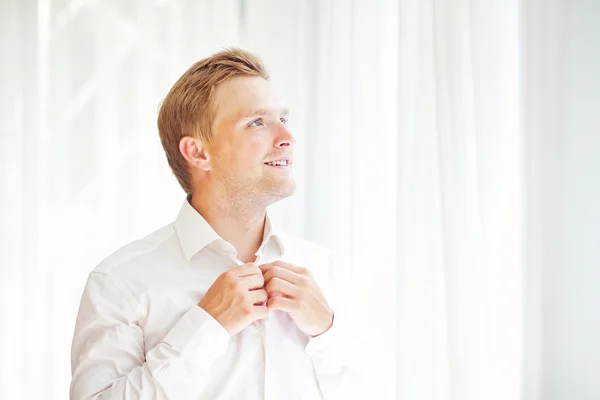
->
[217,172,296,218]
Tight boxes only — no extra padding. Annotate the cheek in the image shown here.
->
[215,139,265,175]
[218,132,270,171]
[243,135,269,159]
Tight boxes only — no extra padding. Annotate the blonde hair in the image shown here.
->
[157,48,270,194]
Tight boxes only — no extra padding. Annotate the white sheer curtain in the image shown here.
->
[1,0,530,399]
[311,1,522,399]
[395,1,522,399]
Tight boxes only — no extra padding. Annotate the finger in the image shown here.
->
[259,260,308,276]
[267,296,298,313]
[234,263,262,277]
[267,291,293,300]
[241,274,265,290]
[265,277,299,298]
[249,289,268,305]
[263,266,303,285]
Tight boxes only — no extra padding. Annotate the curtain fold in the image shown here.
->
[394,1,523,399]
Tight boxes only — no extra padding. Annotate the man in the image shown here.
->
[70,48,360,399]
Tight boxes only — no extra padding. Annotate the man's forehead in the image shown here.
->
[213,76,287,120]
[240,107,290,119]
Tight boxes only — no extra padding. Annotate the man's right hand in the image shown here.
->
[198,263,268,335]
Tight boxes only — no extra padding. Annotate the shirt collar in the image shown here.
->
[257,211,285,257]
[174,196,285,262]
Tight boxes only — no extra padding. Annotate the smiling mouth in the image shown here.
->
[264,160,290,167]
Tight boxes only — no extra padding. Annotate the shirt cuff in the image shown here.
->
[160,305,230,366]
[305,312,348,375]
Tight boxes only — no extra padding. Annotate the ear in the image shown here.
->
[179,136,211,171]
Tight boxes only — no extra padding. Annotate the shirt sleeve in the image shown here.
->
[70,271,230,400]
[304,253,374,399]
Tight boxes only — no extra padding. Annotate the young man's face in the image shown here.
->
[207,75,296,205]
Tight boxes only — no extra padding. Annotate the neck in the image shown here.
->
[190,191,267,263]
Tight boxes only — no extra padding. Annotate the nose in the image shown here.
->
[275,123,295,148]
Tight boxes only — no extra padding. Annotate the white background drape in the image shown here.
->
[1,1,599,400]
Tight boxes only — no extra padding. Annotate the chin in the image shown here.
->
[266,180,296,202]
[276,181,296,198]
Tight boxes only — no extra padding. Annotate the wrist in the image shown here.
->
[312,310,334,338]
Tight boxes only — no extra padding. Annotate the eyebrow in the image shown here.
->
[241,108,289,120]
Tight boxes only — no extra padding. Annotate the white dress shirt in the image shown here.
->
[70,198,360,400]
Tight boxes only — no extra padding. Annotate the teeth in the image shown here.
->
[266,160,288,166]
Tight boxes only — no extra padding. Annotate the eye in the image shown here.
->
[280,117,288,125]
[248,118,263,127]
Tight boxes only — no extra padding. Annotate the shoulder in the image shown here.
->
[91,223,178,278]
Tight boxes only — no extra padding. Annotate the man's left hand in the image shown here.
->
[259,261,334,337]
